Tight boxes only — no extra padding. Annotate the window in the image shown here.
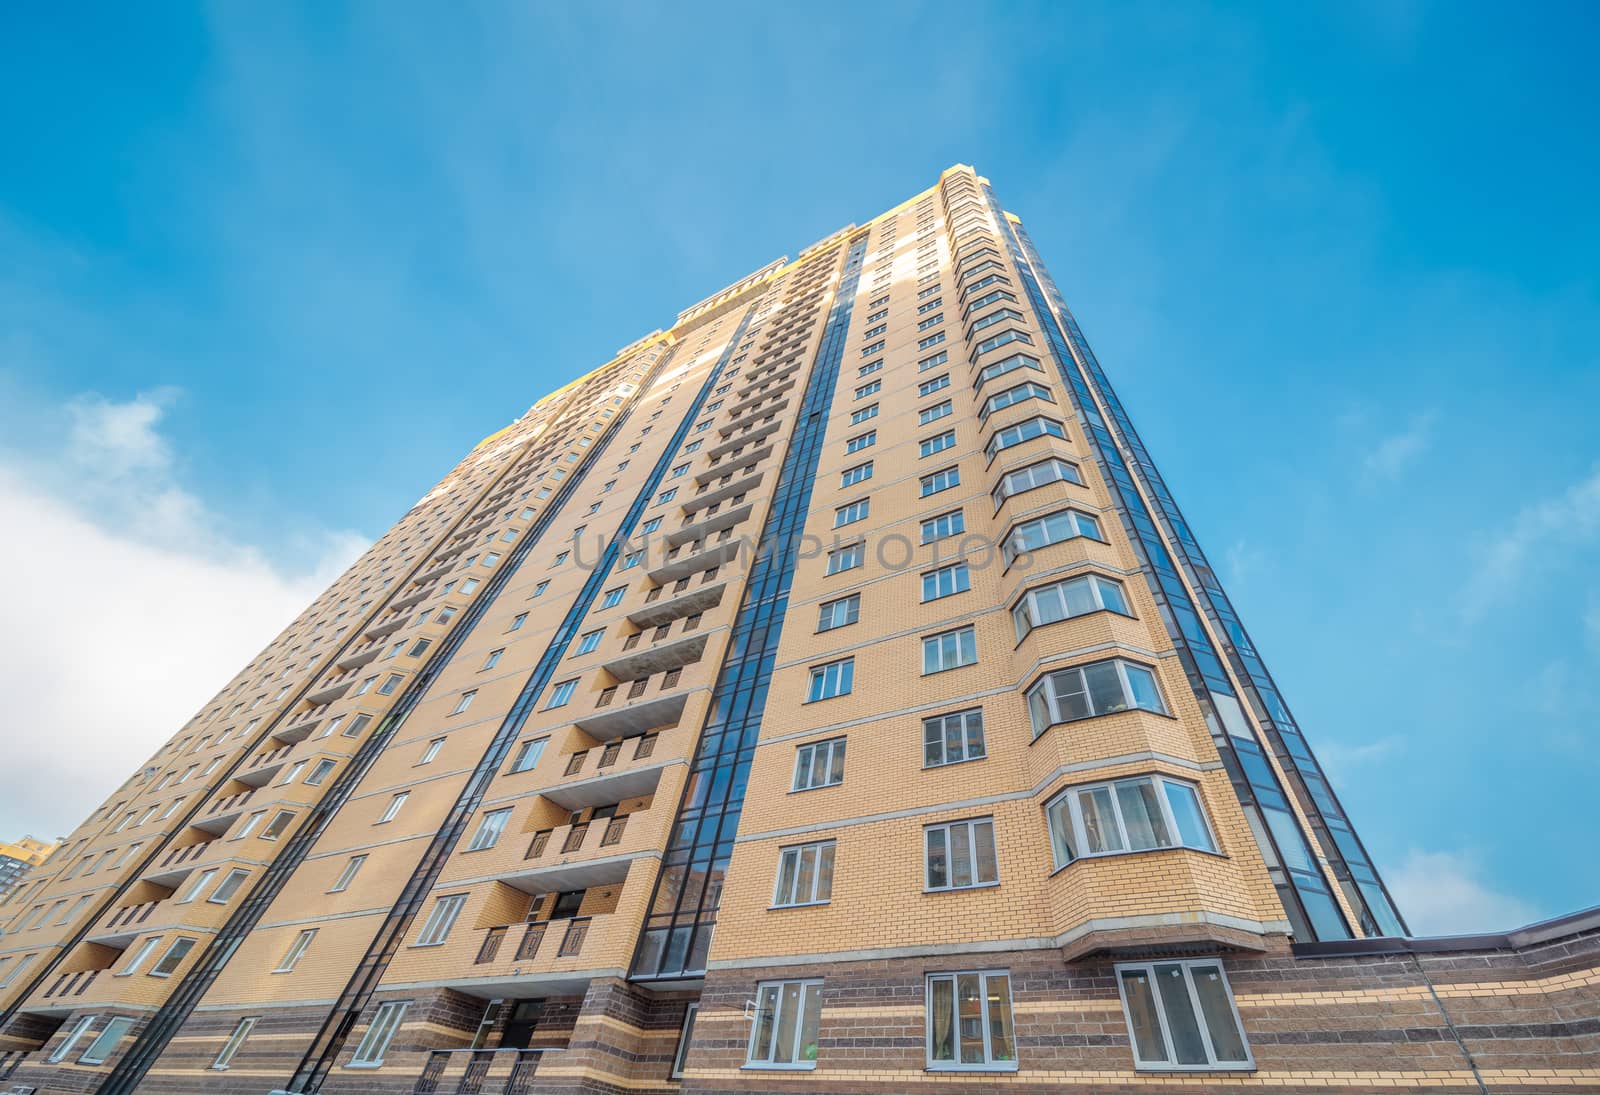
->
[861,340,884,356]
[278,761,307,786]
[600,586,626,608]
[773,841,835,906]
[547,678,578,708]
[992,457,1082,506]
[850,404,878,425]
[825,543,862,575]
[985,416,1066,460]
[177,870,219,902]
[920,430,956,457]
[833,499,869,528]
[975,351,1044,391]
[792,738,846,791]
[150,936,197,977]
[670,462,690,478]
[746,979,822,1068]
[671,1003,699,1080]
[923,709,986,767]
[260,811,293,841]
[921,563,970,602]
[576,629,604,655]
[972,329,1032,357]
[343,714,372,738]
[118,937,161,976]
[1013,573,1130,638]
[451,690,477,714]
[921,466,960,496]
[918,373,951,397]
[209,868,249,903]
[350,1000,410,1068]
[509,737,548,773]
[656,488,677,505]
[460,578,480,594]
[50,1014,98,1062]
[509,613,528,631]
[641,516,662,534]
[1117,959,1251,1070]
[917,331,945,350]
[211,1016,258,1070]
[863,324,886,339]
[1026,658,1167,737]
[981,381,1055,421]
[1047,775,1214,865]
[306,759,337,785]
[816,594,859,632]
[414,894,467,946]
[233,811,266,840]
[482,649,504,670]
[806,658,854,701]
[969,307,1024,336]
[378,792,409,823]
[922,627,977,673]
[854,380,881,399]
[176,868,218,904]
[79,1016,136,1064]
[621,550,643,569]
[918,313,944,331]
[1003,508,1102,563]
[919,400,953,426]
[532,582,548,598]
[329,855,367,893]
[925,818,998,891]
[481,552,500,567]
[466,807,512,852]
[857,360,882,377]
[918,350,949,371]
[917,297,943,314]
[920,509,965,544]
[844,430,876,453]
[926,970,1017,1070]
[553,550,571,565]
[840,461,873,487]
[274,928,317,972]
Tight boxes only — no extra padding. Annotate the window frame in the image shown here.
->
[210,1015,259,1070]
[816,594,860,633]
[922,709,986,768]
[923,817,999,892]
[1045,774,1216,867]
[925,969,1018,1071]
[1114,958,1253,1071]
[413,893,468,948]
[791,737,847,791]
[1025,657,1168,737]
[771,840,836,908]
[348,1000,410,1069]
[744,978,823,1070]
[805,658,854,702]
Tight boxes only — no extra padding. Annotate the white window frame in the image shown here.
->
[419,738,445,765]
[349,1000,410,1068]
[925,970,1018,1071]
[825,544,862,575]
[1115,959,1253,1071]
[208,868,250,904]
[745,978,823,1069]
[1025,657,1167,737]
[210,1015,259,1070]
[923,709,986,768]
[377,792,409,824]
[1045,774,1216,866]
[1012,573,1130,638]
[924,817,998,892]
[509,737,548,774]
[176,868,218,904]
[922,627,978,674]
[50,1014,98,1062]
[274,928,317,972]
[806,659,854,702]
[792,738,846,791]
[772,841,835,907]
[670,1002,699,1080]
[79,1015,135,1064]
[467,807,512,852]
[920,563,970,602]
[1003,507,1102,564]
[117,937,162,977]
[833,499,869,528]
[149,936,197,978]
[920,509,965,544]
[547,678,578,708]
[329,854,367,893]
[413,893,467,947]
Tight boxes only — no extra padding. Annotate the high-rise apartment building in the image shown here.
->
[0,840,59,904]
[1,166,1594,1095]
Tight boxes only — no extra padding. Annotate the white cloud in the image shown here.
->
[1388,849,1537,935]
[1316,736,1400,783]
[0,391,365,839]
[1461,465,1600,620]
[1362,410,1436,482]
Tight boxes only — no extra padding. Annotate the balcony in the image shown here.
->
[688,470,762,512]
[86,899,164,945]
[670,503,754,551]
[412,1048,543,1095]
[304,676,355,707]
[601,628,706,684]
[628,581,726,629]
[541,758,663,813]
[37,968,102,1006]
[336,644,382,671]
[506,823,635,893]
[389,583,432,612]
[575,688,686,740]
[142,837,219,886]
[412,558,455,586]
[193,788,254,834]
[363,612,410,642]
[272,708,324,744]
[693,445,773,487]
[722,376,797,420]
[237,743,295,786]
[646,539,743,585]
[706,419,781,461]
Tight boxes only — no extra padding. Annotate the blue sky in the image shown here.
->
[1,2,1596,934]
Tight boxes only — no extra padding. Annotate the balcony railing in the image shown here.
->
[560,823,589,854]
[40,969,100,1000]
[413,1048,542,1095]
[99,899,162,934]
[157,839,216,869]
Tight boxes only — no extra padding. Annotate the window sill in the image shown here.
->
[1134,1064,1256,1074]
[927,1062,1019,1073]
[768,901,831,911]
[742,1062,818,1071]
[924,880,1001,895]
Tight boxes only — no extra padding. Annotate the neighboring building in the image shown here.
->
[0,838,58,903]
[0,166,1593,1095]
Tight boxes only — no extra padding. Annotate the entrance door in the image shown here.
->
[501,999,545,1050]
